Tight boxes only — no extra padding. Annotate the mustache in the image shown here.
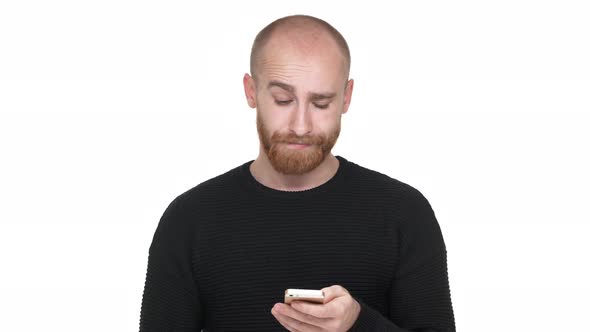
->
[272,133,324,145]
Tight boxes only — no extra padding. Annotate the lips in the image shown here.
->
[286,142,311,149]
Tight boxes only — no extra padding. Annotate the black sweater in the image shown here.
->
[139,155,455,331]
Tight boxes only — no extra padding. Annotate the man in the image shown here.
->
[139,14,455,331]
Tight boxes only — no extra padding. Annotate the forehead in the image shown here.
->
[256,26,347,89]
[258,39,347,93]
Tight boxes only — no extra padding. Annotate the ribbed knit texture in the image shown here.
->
[139,155,455,331]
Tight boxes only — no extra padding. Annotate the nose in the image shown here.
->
[289,103,312,137]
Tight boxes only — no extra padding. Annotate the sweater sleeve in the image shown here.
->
[348,186,455,332]
[139,195,204,332]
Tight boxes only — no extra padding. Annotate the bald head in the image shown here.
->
[249,15,351,81]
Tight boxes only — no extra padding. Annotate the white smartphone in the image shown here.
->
[284,288,325,304]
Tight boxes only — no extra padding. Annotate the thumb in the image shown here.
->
[321,285,349,303]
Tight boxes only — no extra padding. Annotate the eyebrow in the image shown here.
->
[268,80,295,93]
[267,80,337,101]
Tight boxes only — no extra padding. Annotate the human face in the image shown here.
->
[247,36,353,175]
[255,104,341,175]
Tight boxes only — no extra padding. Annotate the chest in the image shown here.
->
[192,201,398,312]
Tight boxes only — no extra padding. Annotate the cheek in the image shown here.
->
[258,105,291,126]
[315,113,341,128]
[257,111,284,135]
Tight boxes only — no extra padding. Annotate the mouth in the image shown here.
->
[286,142,311,149]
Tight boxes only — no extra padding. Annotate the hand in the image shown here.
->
[271,285,361,332]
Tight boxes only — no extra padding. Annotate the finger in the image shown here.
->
[291,298,341,319]
[273,313,301,332]
[272,311,323,332]
[321,285,349,303]
[275,303,329,325]
[272,305,302,332]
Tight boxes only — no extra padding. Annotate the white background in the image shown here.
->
[1,1,589,331]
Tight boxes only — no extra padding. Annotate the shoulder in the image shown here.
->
[346,161,446,251]
[162,163,242,217]
[346,159,429,204]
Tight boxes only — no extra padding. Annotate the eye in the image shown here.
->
[275,100,293,106]
[313,103,330,109]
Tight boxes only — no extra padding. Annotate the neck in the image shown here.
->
[249,149,340,192]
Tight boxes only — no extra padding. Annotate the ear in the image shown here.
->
[243,73,257,108]
[342,78,354,114]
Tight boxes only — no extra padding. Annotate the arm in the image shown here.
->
[139,195,204,332]
[349,186,456,332]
